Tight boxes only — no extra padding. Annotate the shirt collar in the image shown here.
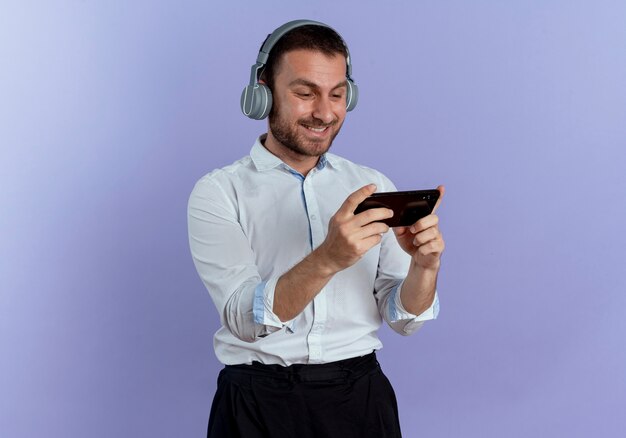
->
[250,134,342,173]
[323,153,341,170]
[250,135,284,171]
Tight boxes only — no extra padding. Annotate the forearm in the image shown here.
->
[399,260,439,316]
[273,247,337,321]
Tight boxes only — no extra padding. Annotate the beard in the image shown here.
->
[268,106,343,158]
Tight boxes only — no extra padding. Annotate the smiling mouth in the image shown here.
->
[302,125,329,133]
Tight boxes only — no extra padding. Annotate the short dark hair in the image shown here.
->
[260,25,349,91]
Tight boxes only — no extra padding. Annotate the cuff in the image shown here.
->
[389,281,440,323]
[253,278,296,334]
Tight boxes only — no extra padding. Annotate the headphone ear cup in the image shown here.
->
[345,79,358,112]
[240,84,273,120]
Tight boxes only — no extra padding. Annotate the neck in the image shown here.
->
[263,131,320,176]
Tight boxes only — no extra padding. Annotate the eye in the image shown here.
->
[293,89,313,99]
[331,89,346,99]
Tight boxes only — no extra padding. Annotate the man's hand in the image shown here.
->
[393,185,445,270]
[317,184,394,275]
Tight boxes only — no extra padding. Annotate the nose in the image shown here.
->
[312,95,335,124]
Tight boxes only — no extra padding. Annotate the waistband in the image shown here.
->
[223,352,379,383]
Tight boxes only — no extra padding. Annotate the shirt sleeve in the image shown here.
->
[387,282,440,335]
[187,176,293,342]
[253,278,296,334]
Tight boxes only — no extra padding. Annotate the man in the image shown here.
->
[188,20,445,438]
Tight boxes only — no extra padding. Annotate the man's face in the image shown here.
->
[267,49,348,158]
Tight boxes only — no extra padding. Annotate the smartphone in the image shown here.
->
[354,189,440,227]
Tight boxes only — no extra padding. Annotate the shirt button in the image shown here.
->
[310,215,317,220]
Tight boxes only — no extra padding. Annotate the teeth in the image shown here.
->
[305,125,326,132]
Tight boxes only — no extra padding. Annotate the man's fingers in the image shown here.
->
[417,239,445,256]
[353,207,393,227]
[338,184,377,217]
[356,221,390,240]
[410,214,439,233]
[413,227,439,246]
[432,185,445,214]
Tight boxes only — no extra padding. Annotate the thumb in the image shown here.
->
[432,185,445,214]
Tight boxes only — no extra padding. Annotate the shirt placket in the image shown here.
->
[302,170,327,364]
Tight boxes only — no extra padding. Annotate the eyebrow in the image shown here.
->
[288,78,347,91]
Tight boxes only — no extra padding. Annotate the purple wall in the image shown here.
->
[2,1,625,437]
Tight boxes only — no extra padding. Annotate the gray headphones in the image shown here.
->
[240,19,359,120]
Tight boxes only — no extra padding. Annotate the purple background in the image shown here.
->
[2,1,625,437]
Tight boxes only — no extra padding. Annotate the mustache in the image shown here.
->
[299,118,338,128]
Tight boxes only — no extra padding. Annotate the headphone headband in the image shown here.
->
[253,19,353,82]
[256,20,328,65]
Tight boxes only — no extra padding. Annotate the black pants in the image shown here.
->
[207,352,402,438]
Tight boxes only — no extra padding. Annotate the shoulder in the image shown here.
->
[188,155,255,212]
[191,155,253,193]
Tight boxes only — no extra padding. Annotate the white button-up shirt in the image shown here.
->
[188,136,439,366]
